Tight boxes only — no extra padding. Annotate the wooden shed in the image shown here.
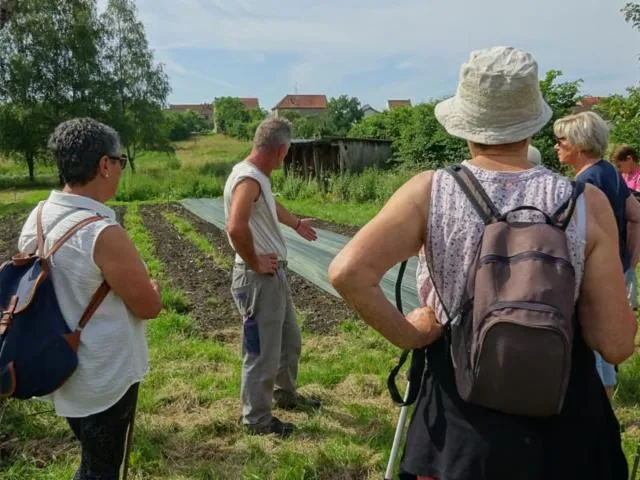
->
[283,137,392,182]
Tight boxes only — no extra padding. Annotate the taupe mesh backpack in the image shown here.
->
[430,164,584,417]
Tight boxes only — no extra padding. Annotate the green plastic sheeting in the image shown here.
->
[181,198,420,312]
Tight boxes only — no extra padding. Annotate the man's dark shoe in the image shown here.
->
[274,390,322,411]
[244,417,295,438]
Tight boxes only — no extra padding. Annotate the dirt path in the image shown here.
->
[141,205,239,340]
[168,204,355,334]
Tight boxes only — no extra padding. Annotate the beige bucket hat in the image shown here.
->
[435,46,552,145]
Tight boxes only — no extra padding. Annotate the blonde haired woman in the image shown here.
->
[554,111,640,398]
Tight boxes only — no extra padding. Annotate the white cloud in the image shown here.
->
[135,0,640,103]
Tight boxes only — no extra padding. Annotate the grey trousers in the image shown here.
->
[231,262,301,426]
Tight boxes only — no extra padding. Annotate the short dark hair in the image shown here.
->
[47,118,121,186]
[611,144,638,164]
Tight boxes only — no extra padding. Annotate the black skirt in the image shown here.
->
[399,331,628,480]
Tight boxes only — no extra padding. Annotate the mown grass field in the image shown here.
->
[0,134,638,479]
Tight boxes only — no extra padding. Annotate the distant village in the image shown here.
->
[169,95,414,132]
[170,94,604,134]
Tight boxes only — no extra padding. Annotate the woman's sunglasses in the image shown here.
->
[108,154,128,169]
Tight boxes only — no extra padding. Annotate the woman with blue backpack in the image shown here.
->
[15,118,162,480]
[329,47,637,479]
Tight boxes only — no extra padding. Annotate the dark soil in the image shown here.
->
[0,213,24,261]
[140,205,239,340]
[168,204,355,334]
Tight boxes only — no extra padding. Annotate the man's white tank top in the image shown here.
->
[223,160,287,263]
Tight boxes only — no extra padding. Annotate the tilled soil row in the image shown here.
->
[140,205,239,340]
[162,204,355,335]
[0,212,25,261]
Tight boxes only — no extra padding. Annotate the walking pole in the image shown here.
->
[121,385,140,480]
[384,260,409,480]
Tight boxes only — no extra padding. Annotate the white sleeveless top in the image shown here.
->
[223,160,287,263]
[18,191,148,418]
[417,162,587,325]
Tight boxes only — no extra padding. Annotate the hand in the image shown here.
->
[151,279,161,293]
[295,218,318,242]
[405,306,443,348]
[253,254,278,275]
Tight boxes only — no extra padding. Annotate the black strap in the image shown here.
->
[446,164,502,225]
[386,260,427,407]
[550,181,584,231]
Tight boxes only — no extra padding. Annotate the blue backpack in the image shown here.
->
[0,204,110,399]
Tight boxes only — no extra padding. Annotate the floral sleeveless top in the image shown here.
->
[417,161,586,324]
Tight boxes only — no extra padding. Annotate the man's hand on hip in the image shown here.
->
[251,254,279,275]
[295,218,317,242]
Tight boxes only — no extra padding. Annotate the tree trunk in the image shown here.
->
[27,152,35,182]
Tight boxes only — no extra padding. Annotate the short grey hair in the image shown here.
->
[253,116,293,151]
[553,111,610,159]
[48,118,122,186]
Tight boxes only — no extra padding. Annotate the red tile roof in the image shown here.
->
[388,99,412,109]
[274,94,328,110]
[169,103,213,113]
[579,96,603,107]
[239,98,260,109]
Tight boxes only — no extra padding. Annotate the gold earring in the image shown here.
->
[105,172,110,178]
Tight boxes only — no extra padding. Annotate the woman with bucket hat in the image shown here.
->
[329,47,636,479]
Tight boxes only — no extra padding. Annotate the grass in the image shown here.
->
[279,198,379,228]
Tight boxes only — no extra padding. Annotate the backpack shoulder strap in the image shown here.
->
[44,215,105,259]
[445,164,502,225]
[36,202,46,256]
[550,181,585,231]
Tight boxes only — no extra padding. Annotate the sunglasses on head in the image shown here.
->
[107,154,128,169]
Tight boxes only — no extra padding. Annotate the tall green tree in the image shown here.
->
[0,0,102,180]
[326,95,363,136]
[533,70,583,172]
[100,0,170,172]
[214,97,251,134]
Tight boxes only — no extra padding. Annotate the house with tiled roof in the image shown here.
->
[387,99,412,110]
[169,103,214,124]
[574,96,604,112]
[273,94,327,117]
[361,104,380,118]
[237,98,260,110]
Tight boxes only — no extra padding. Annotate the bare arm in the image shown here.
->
[578,185,637,364]
[94,225,162,320]
[626,194,640,267]
[275,201,298,229]
[328,171,442,349]
[276,201,317,242]
[227,179,278,274]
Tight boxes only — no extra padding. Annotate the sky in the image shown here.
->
[99,0,640,112]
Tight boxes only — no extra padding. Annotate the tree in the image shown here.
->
[0,0,102,180]
[0,0,12,30]
[214,97,250,135]
[533,70,582,172]
[596,88,640,154]
[100,0,170,172]
[622,2,640,33]
[326,95,363,136]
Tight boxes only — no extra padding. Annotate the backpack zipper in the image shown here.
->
[479,251,574,271]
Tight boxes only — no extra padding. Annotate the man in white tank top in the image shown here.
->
[223,116,319,437]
